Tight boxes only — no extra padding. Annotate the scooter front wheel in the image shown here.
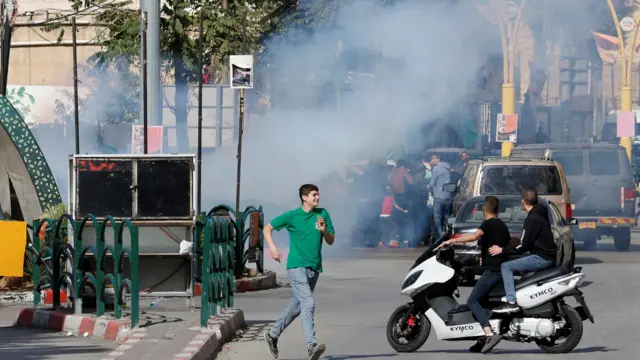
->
[386,303,431,353]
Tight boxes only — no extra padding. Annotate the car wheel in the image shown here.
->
[612,228,631,251]
[578,231,597,251]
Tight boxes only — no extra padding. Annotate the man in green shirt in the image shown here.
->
[263,184,335,360]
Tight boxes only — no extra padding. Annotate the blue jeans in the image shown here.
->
[433,199,452,238]
[269,268,319,347]
[501,255,555,303]
[467,270,502,327]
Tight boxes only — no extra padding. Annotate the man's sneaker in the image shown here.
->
[493,302,520,314]
[264,331,278,359]
[469,339,485,353]
[481,334,503,354]
[308,343,326,360]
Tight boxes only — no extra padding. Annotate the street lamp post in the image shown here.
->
[497,0,527,157]
[606,0,637,161]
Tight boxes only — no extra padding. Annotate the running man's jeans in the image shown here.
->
[269,267,319,347]
[467,270,502,327]
[433,199,452,238]
[501,255,555,303]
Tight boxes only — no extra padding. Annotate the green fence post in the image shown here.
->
[116,218,139,327]
[97,216,117,317]
[75,215,100,315]
[226,216,235,308]
[200,216,212,327]
[234,211,244,279]
[113,221,123,320]
[129,221,139,328]
[212,217,222,315]
[32,219,42,307]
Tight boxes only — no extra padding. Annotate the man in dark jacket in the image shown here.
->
[489,189,558,314]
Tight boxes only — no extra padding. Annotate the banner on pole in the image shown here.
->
[496,113,518,143]
[229,55,254,89]
[132,125,164,154]
[617,111,636,137]
[0,220,27,277]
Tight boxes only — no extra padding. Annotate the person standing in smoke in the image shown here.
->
[457,150,470,174]
[430,154,453,239]
[389,159,414,246]
[263,184,334,360]
[409,156,431,246]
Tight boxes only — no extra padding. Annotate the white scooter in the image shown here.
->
[386,238,594,354]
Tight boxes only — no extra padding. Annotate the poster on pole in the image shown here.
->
[617,111,636,137]
[496,113,518,143]
[229,55,254,89]
[132,125,164,154]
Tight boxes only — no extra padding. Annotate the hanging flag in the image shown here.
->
[591,31,620,65]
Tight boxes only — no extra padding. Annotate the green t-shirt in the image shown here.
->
[270,207,334,272]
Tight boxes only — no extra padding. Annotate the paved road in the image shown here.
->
[1,232,640,359]
[218,237,640,360]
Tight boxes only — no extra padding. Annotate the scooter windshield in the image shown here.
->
[409,234,446,270]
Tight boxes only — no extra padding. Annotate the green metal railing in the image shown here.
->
[199,207,235,327]
[32,214,140,327]
[194,204,264,285]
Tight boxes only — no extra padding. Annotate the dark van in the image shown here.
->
[511,143,636,251]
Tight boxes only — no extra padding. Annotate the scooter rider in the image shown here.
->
[437,196,510,353]
[489,188,558,314]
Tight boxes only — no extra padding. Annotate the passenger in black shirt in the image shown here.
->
[437,196,510,354]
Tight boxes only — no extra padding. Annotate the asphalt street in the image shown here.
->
[217,235,640,360]
[0,234,638,359]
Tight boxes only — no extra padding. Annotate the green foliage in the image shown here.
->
[5,86,36,123]
[53,59,139,125]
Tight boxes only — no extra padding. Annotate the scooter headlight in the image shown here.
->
[402,270,423,290]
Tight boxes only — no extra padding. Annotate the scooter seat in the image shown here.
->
[488,267,571,298]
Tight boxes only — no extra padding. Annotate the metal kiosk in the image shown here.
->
[68,154,197,305]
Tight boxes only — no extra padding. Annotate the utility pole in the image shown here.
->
[498,0,526,157]
[606,0,637,161]
[143,0,161,127]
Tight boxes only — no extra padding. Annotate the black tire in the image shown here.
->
[535,305,583,354]
[578,231,597,251]
[386,304,430,353]
[613,228,631,251]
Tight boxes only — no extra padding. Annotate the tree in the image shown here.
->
[57,0,294,152]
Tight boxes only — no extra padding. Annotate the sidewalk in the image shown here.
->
[0,271,277,360]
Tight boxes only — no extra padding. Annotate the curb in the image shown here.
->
[13,308,132,342]
[235,271,277,293]
[194,271,277,295]
[174,309,246,360]
[101,328,147,360]
[0,290,68,306]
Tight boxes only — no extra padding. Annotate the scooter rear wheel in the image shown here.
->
[386,304,431,353]
[535,305,583,354]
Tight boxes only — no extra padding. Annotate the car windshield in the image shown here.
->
[458,198,528,225]
[480,165,563,195]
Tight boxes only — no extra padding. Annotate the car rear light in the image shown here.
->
[624,189,635,201]
[451,233,462,239]
[565,203,572,219]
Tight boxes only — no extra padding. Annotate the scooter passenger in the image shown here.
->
[489,189,558,314]
[437,196,511,353]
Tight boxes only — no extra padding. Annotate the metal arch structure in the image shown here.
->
[0,95,63,221]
